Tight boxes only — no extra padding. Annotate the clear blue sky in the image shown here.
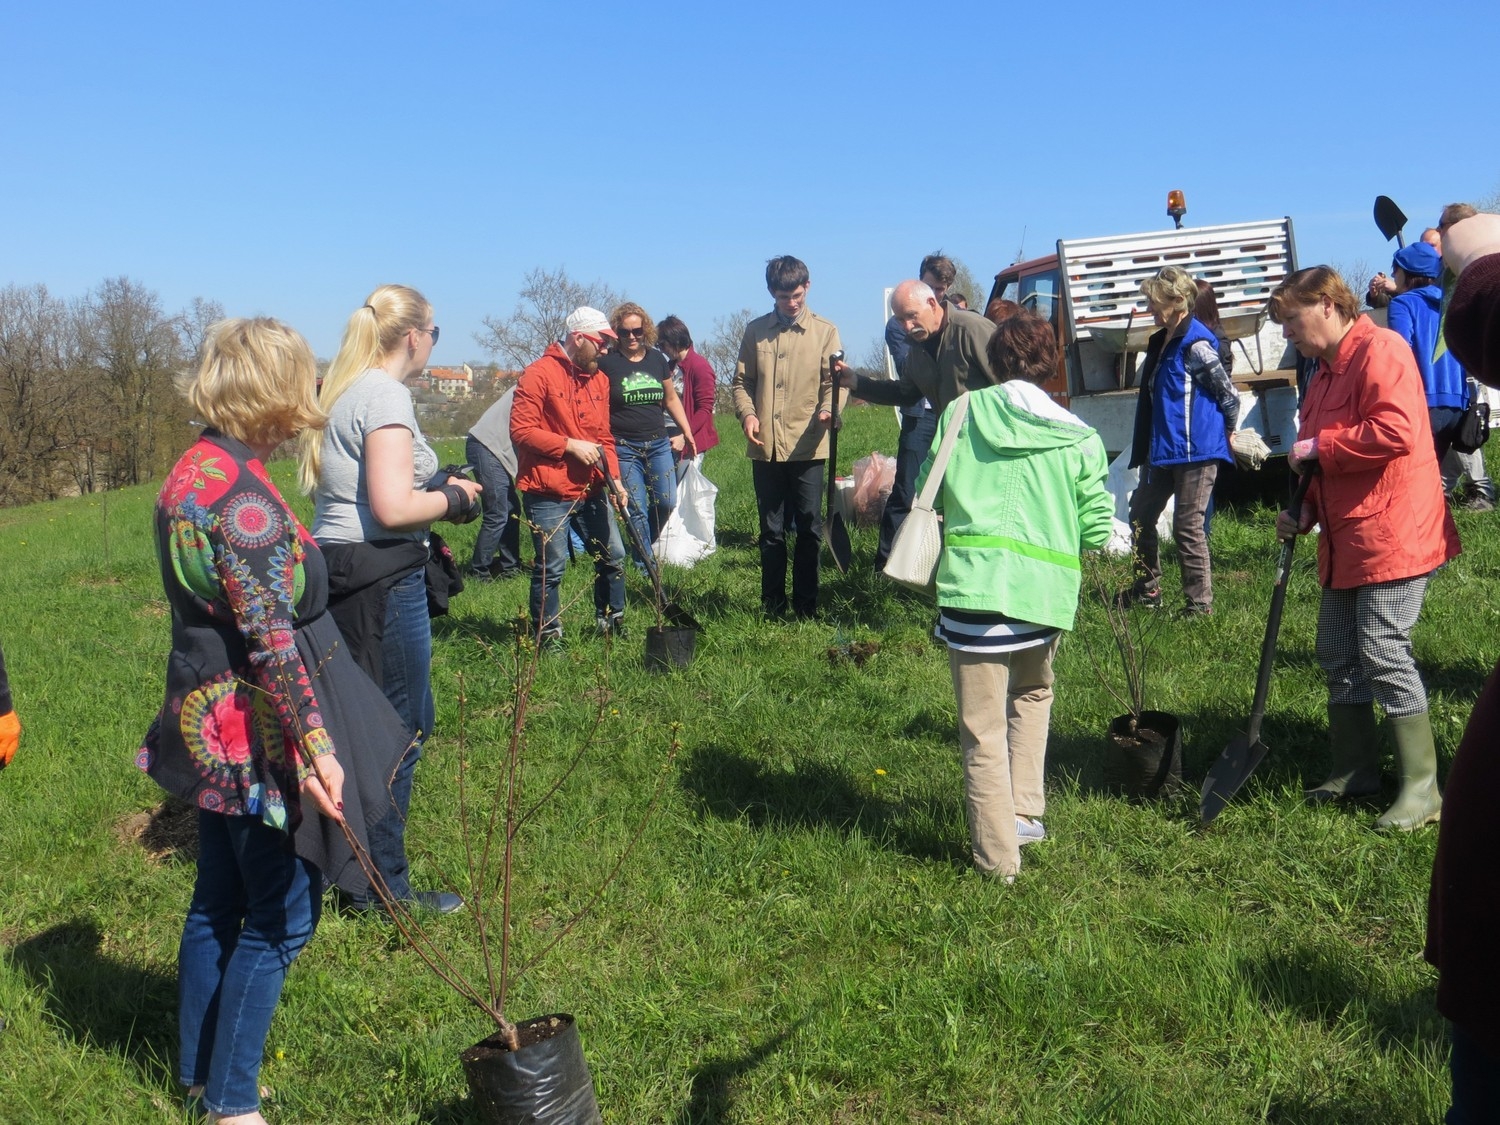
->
[4,0,1496,369]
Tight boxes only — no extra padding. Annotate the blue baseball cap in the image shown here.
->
[1393,242,1442,278]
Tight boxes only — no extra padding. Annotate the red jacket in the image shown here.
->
[1299,315,1459,588]
[678,348,720,454]
[510,343,620,500]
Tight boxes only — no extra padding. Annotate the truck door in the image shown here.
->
[1018,268,1070,404]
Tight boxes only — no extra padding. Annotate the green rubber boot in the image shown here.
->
[1374,712,1442,831]
[1304,703,1381,804]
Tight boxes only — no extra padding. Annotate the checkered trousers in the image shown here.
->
[1315,574,1431,716]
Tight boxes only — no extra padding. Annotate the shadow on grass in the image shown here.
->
[9,919,177,1084]
[675,1021,805,1125]
[422,1096,483,1124]
[1241,942,1442,1124]
[1420,653,1494,703]
[680,744,965,865]
[1048,708,1339,821]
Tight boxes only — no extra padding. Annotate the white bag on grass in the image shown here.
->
[1103,447,1174,556]
[653,461,718,567]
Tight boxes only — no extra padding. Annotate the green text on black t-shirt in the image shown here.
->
[601,349,672,442]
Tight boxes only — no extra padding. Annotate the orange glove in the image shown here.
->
[0,710,19,769]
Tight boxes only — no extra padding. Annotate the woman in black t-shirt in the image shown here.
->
[601,303,696,569]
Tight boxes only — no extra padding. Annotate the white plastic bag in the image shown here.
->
[1103,447,1173,556]
[653,461,718,567]
[850,452,897,528]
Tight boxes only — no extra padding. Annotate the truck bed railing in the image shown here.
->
[1060,218,1297,349]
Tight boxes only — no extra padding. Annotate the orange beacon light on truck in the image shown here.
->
[1167,190,1187,229]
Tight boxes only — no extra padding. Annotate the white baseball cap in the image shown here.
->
[565,307,615,338]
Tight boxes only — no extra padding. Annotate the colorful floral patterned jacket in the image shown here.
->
[140,430,335,830]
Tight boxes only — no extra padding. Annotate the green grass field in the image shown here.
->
[2,406,1495,1123]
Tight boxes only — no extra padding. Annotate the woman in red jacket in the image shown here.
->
[1272,266,1459,831]
[657,315,720,465]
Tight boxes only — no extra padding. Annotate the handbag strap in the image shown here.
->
[915,392,970,508]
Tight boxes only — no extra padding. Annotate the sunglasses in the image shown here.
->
[416,326,441,345]
[618,326,645,338]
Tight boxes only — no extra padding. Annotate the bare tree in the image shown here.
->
[177,296,227,372]
[1333,259,1375,309]
[852,335,889,380]
[948,258,986,311]
[698,306,755,413]
[0,284,89,504]
[78,277,191,488]
[474,267,624,369]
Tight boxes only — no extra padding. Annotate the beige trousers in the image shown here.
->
[948,637,1058,877]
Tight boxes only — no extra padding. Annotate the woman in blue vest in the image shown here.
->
[1123,267,1240,615]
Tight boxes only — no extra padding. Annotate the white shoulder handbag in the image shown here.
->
[881,393,969,594]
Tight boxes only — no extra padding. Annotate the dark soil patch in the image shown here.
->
[115,797,197,864]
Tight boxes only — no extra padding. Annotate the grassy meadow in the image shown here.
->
[2,404,1497,1123]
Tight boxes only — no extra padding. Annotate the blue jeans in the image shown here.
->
[523,491,625,639]
[615,436,677,570]
[179,810,321,1116]
[466,435,522,574]
[355,565,433,903]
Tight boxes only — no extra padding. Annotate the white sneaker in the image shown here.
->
[1016,816,1047,844]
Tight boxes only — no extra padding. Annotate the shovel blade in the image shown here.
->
[1199,732,1270,825]
[1374,195,1408,244]
[827,513,852,574]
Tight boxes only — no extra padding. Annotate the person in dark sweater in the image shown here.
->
[1427,211,1500,1123]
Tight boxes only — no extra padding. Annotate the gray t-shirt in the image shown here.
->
[313,368,439,544]
[467,386,517,477]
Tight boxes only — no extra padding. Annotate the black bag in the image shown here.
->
[1452,400,1491,454]
[425,530,464,617]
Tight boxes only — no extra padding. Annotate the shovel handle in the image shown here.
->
[826,351,844,516]
[1245,468,1316,744]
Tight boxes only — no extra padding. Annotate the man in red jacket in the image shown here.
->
[510,307,631,648]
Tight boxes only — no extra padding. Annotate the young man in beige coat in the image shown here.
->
[731,255,844,619]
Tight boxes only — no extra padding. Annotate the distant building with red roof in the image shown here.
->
[426,364,473,399]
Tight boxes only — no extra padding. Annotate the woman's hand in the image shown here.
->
[1288,437,1319,474]
[1275,503,1314,541]
[302,753,345,823]
[670,434,685,454]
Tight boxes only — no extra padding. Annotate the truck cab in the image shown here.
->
[988,218,1302,456]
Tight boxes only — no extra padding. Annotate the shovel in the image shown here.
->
[824,350,852,573]
[1199,468,1316,825]
[1374,195,1408,248]
[607,475,699,631]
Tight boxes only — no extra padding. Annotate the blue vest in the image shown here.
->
[1148,318,1231,467]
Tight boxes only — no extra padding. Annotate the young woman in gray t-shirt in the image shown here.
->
[297,283,480,915]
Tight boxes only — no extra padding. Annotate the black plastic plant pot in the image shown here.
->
[644,625,697,674]
[460,1013,602,1125]
[1105,710,1184,801]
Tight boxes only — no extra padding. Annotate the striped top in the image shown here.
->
[935,607,1059,654]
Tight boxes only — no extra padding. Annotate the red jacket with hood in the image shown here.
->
[510,342,620,501]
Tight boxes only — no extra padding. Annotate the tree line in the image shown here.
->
[0,265,896,509]
[0,279,223,507]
